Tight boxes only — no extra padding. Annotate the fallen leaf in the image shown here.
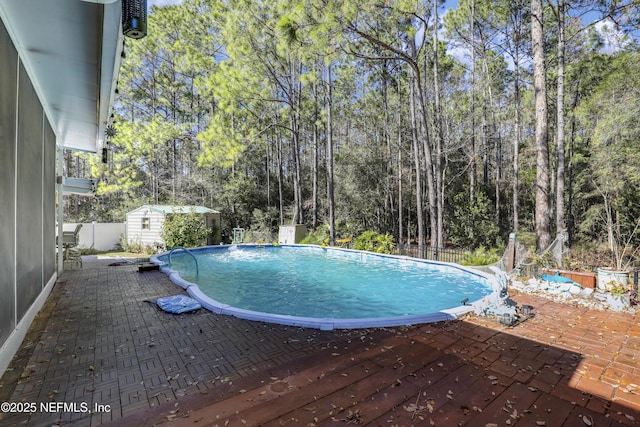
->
[404,404,418,412]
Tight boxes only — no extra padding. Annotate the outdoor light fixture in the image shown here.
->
[122,0,147,39]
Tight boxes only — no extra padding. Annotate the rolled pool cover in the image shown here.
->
[156,295,202,314]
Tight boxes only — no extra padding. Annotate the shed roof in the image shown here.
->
[127,205,220,215]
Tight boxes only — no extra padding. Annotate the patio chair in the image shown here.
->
[58,224,83,269]
[61,223,83,249]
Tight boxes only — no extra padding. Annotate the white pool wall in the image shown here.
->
[151,244,505,330]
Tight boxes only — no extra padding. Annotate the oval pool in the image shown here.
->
[151,245,502,330]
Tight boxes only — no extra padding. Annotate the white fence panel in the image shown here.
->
[62,223,125,251]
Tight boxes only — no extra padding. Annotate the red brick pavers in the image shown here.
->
[109,290,640,427]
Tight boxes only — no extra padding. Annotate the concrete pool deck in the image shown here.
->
[0,257,639,426]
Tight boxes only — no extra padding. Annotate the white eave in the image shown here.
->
[0,0,124,153]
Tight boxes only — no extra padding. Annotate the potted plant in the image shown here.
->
[606,282,631,311]
[596,216,640,292]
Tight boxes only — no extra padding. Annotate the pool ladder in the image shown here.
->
[168,246,199,280]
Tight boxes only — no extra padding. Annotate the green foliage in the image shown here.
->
[71,0,640,275]
[449,188,500,249]
[300,224,330,245]
[243,208,277,242]
[78,248,99,256]
[300,230,328,245]
[122,240,143,254]
[576,51,640,266]
[353,230,395,254]
[160,210,211,249]
[461,247,502,266]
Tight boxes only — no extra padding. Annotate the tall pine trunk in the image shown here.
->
[433,0,444,249]
[409,73,425,248]
[289,59,304,225]
[555,0,567,256]
[470,0,476,203]
[513,43,521,232]
[531,0,551,252]
[325,63,336,244]
[312,73,320,231]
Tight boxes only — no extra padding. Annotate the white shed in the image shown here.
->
[125,205,221,249]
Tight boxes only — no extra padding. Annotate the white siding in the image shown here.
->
[126,205,222,248]
[126,209,165,249]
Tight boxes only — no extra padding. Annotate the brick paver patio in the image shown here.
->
[1,257,640,426]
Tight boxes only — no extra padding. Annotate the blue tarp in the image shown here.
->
[540,271,580,286]
[156,295,202,314]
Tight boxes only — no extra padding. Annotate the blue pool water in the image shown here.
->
[153,245,499,329]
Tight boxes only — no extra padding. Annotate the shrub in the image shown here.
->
[127,242,143,254]
[161,210,211,249]
[300,226,329,245]
[461,247,502,266]
[353,230,395,254]
[449,188,500,249]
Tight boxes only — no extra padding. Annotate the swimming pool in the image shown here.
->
[151,245,503,330]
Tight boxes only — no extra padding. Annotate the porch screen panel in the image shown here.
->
[16,62,44,320]
[0,18,17,346]
[43,119,56,282]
